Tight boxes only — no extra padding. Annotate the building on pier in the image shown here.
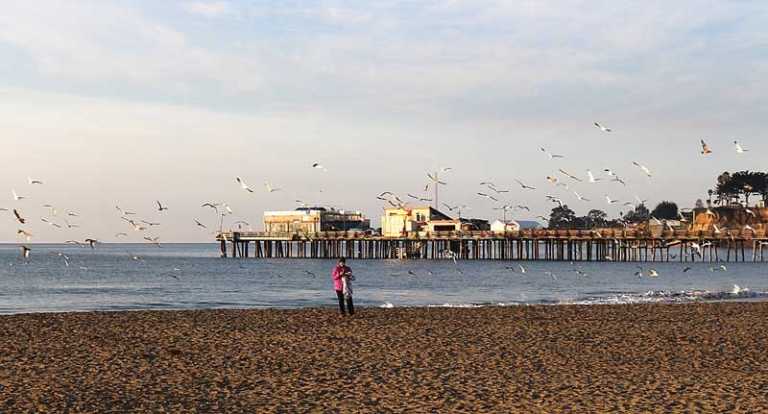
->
[381,206,489,237]
[264,207,370,235]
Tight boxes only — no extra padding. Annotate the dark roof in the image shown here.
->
[429,207,453,221]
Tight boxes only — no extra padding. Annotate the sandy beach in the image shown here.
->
[2,303,768,412]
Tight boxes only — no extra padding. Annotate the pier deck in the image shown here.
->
[216,229,768,262]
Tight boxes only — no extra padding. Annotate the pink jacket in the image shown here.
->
[331,265,351,291]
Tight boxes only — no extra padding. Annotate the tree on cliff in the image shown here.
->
[715,171,768,206]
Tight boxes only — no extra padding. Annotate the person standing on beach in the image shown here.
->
[331,258,354,315]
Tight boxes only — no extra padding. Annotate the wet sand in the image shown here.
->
[2,303,768,412]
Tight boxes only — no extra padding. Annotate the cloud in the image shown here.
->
[183,1,232,18]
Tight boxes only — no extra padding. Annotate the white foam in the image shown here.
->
[380,302,395,309]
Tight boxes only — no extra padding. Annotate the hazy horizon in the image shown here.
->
[1,1,766,243]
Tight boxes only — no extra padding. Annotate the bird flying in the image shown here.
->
[594,122,612,132]
[632,162,652,178]
[236,177,254,193]
[13,209,25,224]
[540,147,564,160]
[700,139,712,155]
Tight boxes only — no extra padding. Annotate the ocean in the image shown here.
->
[1,243,767,314]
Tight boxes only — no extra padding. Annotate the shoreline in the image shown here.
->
[3,302,768,412]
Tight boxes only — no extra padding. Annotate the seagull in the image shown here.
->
[312,162,327,171]
[546,196,565,207]
[17,229,33,241]
[477,193,498,202]
[632,162,652,178]
[66,210,79,217]
[487,185,510,194]
[648,269,659,277]
[141,220,160,227]
[516,205,531,211]
[13,209,26,224]
[21,246,31,260]
[546,176,559,185]
[605,195,618,204]
[690,242,703,257]
[594,122,612,132]
[41,217,62,228]
[427,173,447,186]
[236,177,255,193]
[116,205,136,216]
[144,236,161,247]
[513,179,535,191]
[264,182,281,193]
[156,201,169,212]
[700,139,712,155]
[734,140,748,154]
[115,232,128,238]
[573,192,590,202]
[27,177,43,185]
[540,147,564,160]
[12,189,26,201]
[586,170,601,183]
[558,169,583,182]
[232,220,251,230]
[85,238,98,249]
[519,264,527,274]
[544,271,558,281]
[201,203,220,212]
[304,270,317,278]
[194,219,207,229]
[682,267,692,273]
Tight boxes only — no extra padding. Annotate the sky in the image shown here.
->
[0,0,766,243]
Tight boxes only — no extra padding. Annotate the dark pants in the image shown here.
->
[336,290,354,315]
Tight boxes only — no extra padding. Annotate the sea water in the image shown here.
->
[1,243,767,314]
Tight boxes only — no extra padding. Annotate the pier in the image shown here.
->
[216,229,768,262]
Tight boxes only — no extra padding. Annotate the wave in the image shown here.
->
[571,285,768,305]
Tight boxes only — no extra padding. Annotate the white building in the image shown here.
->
[491,220,521,234]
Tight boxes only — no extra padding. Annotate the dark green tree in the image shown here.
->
[548,205,576,229]
[715,171,768,206]
[623,203,650,223]
[651,201,678,220]
[585,209,608,228]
